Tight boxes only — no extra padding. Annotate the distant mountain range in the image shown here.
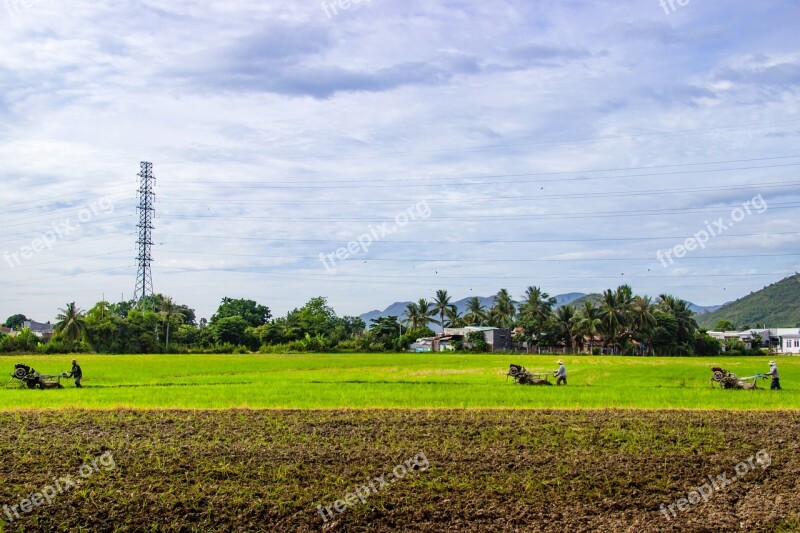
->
[360,292,725,325]
[696,273,800,329]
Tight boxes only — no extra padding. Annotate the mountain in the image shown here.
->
[361,293,588,325]
[567,293,603,307]
[696,274,800,329]
[688,303,725,315]
[554,293,587,307]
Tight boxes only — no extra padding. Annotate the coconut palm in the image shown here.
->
[517,286,557,353]
[160,297,182,351]
[489,289,516,329]
[443,306,463,328]
[55,302,87,342]
[631,295,657,355]
[433,290,455,334]
[555,304,579,353]
[403,302,421,330]
[463,297,487,326]
[575,301,602,354]
[599,287,632,354]
[658,294,698,353]
[416,298,438,329]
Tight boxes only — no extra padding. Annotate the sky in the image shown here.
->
[1,0,799,323]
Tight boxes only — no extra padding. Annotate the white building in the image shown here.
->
[771,328,800,354]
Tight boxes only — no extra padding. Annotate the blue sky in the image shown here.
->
[1,0,799,322]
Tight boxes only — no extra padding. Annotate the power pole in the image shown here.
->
[134,162,156,306]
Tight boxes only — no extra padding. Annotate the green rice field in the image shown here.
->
[1,354,796,410]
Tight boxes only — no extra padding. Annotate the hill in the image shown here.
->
[697,274,800,329]
[361,293,588,325]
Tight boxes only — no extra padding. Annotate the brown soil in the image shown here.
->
[0,410,798,532]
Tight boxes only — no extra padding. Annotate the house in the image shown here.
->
[708,328,800,354]
[21,320,54,338]
[708,330,752,352]
[443,326,514,352]
[409,337,434,352]
[770,328,800,354]
[0,326,16,337]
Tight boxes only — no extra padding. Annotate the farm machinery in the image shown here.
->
[711,367,767,390]
[507,364,553,386]
[6,364,67,390]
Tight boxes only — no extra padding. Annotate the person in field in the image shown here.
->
[554,360,567,386]
[68,359,83,388]
[766,361,781,390]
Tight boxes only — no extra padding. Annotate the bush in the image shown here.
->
[37,339,92,354]
[591,347,601,355]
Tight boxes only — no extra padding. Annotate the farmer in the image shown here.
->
[68,359,83,388]
[554,360,567,386]
[766,361,781,390]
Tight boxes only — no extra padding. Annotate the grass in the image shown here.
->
[1,353,797,410]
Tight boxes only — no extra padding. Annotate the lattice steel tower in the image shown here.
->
[134,161,156,303]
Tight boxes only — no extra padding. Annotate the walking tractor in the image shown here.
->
[507,364,553,386]
[710,367,768,390]
[6,364,67,390]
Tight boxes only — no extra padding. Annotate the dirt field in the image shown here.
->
[0,410,798,532]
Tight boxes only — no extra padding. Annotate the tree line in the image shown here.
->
[0,285,734,355]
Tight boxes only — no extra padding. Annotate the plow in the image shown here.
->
[507,364,553,386]
[6,364,67,390]
[711,367,767,390]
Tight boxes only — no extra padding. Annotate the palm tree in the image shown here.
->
[444,306,463,328]
[489,289,516,329]
[555,304,578,353]
[599,287,632,354]
[658,294,698,353]
[517,286,557,353]
[416,298,437,329]
[463,297,487,326]
[55,302,87,342]
[631,295,657,355]
[160,297,181,351]
[433,290,454,334]
[403,302,421,330]
[575,301,602,354]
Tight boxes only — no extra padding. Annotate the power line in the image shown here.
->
[159,163,800,190]
[159,248,800,262]
[155,230,800,244]
[239,117,800,162]
[156,201,800,223]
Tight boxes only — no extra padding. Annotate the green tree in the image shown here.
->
[4,314,27,330]
[489,289,516,329]
[214,316,252,346]
[466,330,489,352]
[695,332,722,356]
[160,297,182,351]
[368,316,403,350]
[54,302,87,342]
[517,286,556,353]
[575,301,602,354]
[714,320,737,331]
[211,298,271,328]
[554,304,578,353]
[433,290,455,334]
[631,295,657,355]
[599,286,632,354]
[403,302,422,330]
[15,327,38,352]
[463,297,487,326]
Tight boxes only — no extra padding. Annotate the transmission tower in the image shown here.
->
[134,161,156,304]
